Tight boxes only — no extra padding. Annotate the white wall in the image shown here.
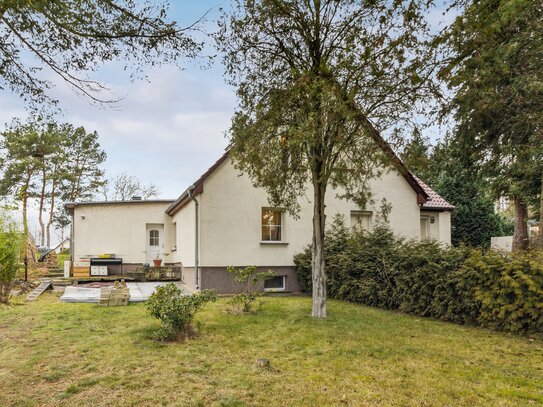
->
[420,210,452,245]
[72,202,173,264]
[198,159,426,267]
[170,199,196,267]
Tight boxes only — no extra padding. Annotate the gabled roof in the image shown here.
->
[166,144,453,216]
[412,175,455,211]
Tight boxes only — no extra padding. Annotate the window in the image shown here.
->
[262,208,282,241]
[264,275,286,291]
[420,217,429,240]
[149,229,159,246]
[350,211,372,232]
[172,222,177,250]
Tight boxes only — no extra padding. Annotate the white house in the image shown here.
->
[65,150,454,293]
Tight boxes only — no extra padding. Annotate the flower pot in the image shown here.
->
[153,259,162,267]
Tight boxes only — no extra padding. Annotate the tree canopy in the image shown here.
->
[0,0,203,106]
[439,0,543,249]
[216,0,440,317]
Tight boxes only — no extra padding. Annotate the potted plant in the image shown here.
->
[153,254,162,267]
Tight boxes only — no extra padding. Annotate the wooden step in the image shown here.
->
[26,280,52,302]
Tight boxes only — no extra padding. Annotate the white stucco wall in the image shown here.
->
[71,202,173,264]
[170,199,196,267]
[420,210,452,245]
[197,159,429,267]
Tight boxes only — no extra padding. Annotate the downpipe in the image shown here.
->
[188,186,200,290]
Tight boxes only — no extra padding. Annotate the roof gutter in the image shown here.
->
[187,185,200,290]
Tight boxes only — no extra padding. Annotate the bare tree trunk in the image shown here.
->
[38,163,46,246]
[45,179,56,248]
[311,177,327,318]
[513,197,529,251]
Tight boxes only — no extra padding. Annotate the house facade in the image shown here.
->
[66,152,454,293]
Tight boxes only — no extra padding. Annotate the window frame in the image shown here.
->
[264,275,286,291]
[261,207,284,242]
[350,210,372,232]
[149,229,160,247]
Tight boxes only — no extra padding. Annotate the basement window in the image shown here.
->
[264,276,286,291]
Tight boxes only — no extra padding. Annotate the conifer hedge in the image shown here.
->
[294,216,543,334]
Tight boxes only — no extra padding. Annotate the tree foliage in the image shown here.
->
[216,0,439,317]
[0,0,203,106]
[439,0,543,250]
[401,135,514,247]
[294,216,543,334]
[147,284,216,341]
[226,265,274,314]
[0,213,22,304]
[0,119,106,247]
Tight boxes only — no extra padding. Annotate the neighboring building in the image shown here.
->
[65,150,454,294]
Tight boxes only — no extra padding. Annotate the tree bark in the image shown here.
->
[513,197,529,250]
[38,162,46,246]
[311,176,327,318]
[45,178,56,248]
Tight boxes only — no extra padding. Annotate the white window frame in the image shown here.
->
[264,275,286,291]
[420,216,430,240]
[350,210,372,232]
[261,208,284,242]
[149,229,160,246]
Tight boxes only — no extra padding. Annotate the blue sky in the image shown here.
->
[0,1,455,240]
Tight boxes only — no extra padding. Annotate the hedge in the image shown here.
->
[294,216,543,334]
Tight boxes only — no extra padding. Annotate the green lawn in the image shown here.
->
[1,294,542,406]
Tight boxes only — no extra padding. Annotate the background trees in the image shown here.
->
[103,172,160,201]
[439,0,543,250]
[217,0,440,317]
[0,120,106,247]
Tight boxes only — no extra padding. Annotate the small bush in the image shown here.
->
[227,265,274,313]
[0,215,23,304]
[294,215,543,334]
[147,284,216,341]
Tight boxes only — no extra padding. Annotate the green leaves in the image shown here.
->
[147,284,217,341]
[0,213,23,303]
[294,216,543,334]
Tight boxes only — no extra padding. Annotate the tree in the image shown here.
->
[0,120,106,247]
[0,213,23,304]
[0,0,204,107]
[440,0,543,250]
[0,122,42,246]
[104,172,159,201]
[216,0,439,317]
[399,129,433,182]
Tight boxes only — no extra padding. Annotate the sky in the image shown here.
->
[0,1,455,243]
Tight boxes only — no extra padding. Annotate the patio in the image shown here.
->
[59,281,193,303]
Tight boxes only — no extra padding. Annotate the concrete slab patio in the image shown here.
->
[60,282,194,303]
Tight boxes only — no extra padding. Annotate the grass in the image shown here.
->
[0,294,542,406]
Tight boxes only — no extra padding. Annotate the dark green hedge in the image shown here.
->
[294,216,543,334]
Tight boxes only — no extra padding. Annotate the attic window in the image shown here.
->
[350,211,372,232]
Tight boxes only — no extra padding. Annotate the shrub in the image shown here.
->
[227,265,274,313]
[462,250,543,333]
[294,216,543,334]
[0,215,23,304]
[147,284,216,341]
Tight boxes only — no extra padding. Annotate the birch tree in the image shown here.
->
[216,0,439,317]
